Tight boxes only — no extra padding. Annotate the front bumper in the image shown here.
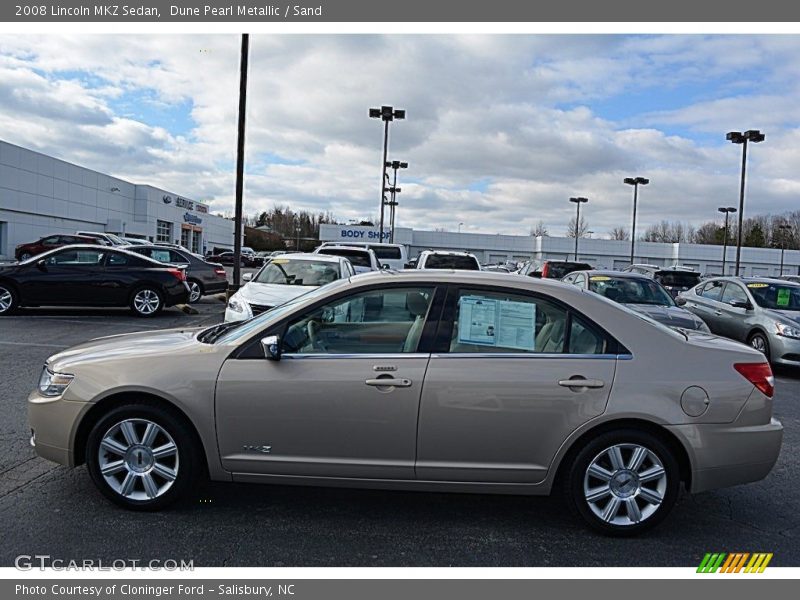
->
[667,417,783,493]
[769,333,800,366]
[28,390,91,467]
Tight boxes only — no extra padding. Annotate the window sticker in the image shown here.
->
[777,288,791,307]
[590,276,611,281]
[272,258,289,264]
[747,283,768,288]
[458,296,536,351]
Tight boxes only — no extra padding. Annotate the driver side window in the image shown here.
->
[282,287,435,355]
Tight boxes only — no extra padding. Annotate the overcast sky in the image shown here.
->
[1,34,799,237]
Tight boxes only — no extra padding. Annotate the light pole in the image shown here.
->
[727,130,765,276]
[229,33,249,295]
[385,160,408,244]
[624,176,649,265]
[569,197,588,261]
[369,106,405,241]
[778,223,792,276]
[718,206,737,275]
[295,223,301,251]
[458,222,464,233]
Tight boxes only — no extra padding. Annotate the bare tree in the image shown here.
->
[530,221,549,237]
[566,215,589,239]
[609,226,630,241]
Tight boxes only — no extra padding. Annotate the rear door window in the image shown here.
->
[699,280,725,301]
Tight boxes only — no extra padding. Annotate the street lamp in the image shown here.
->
[385,160,408,243]
[727,129,765,276]
[569,197,589,261]
[295,222,301,251]
[778,223,792,276]
[369,106,405,240]
[718,206,737,275]
[623,176,649,265]
[458,222,464,233]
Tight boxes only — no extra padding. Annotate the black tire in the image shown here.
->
[0,283,19,315]
[187,279,203,304]
[129,285,164,317]
[19,252,32,261]
[564,428,680,536]
[85,403,201,511]
[748,331,771,363]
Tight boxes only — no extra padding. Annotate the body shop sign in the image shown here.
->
[340,229,390,241]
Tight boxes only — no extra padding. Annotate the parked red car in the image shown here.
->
[15,234,101,261]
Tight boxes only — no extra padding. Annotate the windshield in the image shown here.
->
[213,283,337,344]
[546,262,591,278]
[424,255,479,270]
[253,259,341,286]
[319,249,370,267]
[746,282,800,311]
[655,271,701,288]
[589,275,675,306]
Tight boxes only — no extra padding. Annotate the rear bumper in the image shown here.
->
[667,417,783,493]
[163,282,191,306]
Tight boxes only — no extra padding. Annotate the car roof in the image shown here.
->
[570,270,648,279]
[702,276,800,287]
[273,252,343,263]
[421,250,477,257]
[317,245,374,254]
[21,244,168,266]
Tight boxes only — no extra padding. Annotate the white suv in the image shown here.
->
[317,242,408,270]
[416,250,481,271]
[313,245,380,274]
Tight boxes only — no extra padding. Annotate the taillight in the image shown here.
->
[214,268,227,277]
[734,362,774,398]
[541,263,550,278]
[167,268,186,282]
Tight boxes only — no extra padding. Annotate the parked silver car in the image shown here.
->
[562,270,709,332]
[679,276,800,366]
[28,271,782,535]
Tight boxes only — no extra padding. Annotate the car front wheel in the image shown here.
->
[565,429,680,536]
[0,284,18,315]
[19,252,32,261]
[86,403,200,510]
[748,332,771,362]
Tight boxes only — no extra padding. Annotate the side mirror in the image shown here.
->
[403,262,415,269]
[730,300,752,310]
[381,263,391,270]
[242,273,253,282]
[260,335,282,360]
[675,297,687,306]
[36,259,47,271]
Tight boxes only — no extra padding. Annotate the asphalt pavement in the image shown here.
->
[1,297,799,567]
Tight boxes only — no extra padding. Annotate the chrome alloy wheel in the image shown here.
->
[133,289,160,315]
[583,443,667,527]
[0,286,12,313]
[751,335,767,354]
[188,281,202,303]
[98,418,179,501]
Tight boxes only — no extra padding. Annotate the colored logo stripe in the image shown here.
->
[697,552,773,573]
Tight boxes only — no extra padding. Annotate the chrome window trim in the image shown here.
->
[431,353,632,360]
[282,353,431,360]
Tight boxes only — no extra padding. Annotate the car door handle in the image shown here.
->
[714,310,723,315]
[365,378,412,388]
[558,378,605,389]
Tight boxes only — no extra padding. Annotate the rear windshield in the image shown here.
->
[369,245,402,260]
[546,262,592,279]
[254,259,342,286]
[655,272,701,287]
[319,248,371,267]
[425,255,480,270]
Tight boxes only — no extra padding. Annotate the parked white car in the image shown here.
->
[317,242,408,270]
[225,253,354,322]
[313,245,380,274]
[416,250,481,270]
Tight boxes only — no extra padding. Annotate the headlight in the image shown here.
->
[38,367,74,397]
[775,322,800,339]
[227,298,246,313]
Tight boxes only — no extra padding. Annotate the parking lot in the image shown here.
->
[0,290,798,568]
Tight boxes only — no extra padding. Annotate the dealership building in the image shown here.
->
[320,224,800,277]
[0,140,235,259]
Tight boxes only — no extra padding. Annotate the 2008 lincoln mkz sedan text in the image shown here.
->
[28,271,783,535]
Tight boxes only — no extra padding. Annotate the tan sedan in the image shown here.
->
[28,271,782,535]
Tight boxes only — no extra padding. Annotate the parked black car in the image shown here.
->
[0,245,190,317]
[125,245,229,303]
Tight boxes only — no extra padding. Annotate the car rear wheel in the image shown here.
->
[565,429,680,536]
[86,404,200,510]
[748,332,771,362]
[0,284,18,315]
[187,279,203,304]
[130,286,163,317]
[19,252,32,261]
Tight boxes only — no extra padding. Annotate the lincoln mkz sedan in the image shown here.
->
[28,271,782,535]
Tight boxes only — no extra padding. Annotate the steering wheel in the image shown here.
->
[306,320,328,352]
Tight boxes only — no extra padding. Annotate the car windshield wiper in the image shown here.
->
[198,321,242,343]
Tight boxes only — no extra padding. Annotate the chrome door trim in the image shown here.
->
[281,353,430,360]
[430,353,631,360]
